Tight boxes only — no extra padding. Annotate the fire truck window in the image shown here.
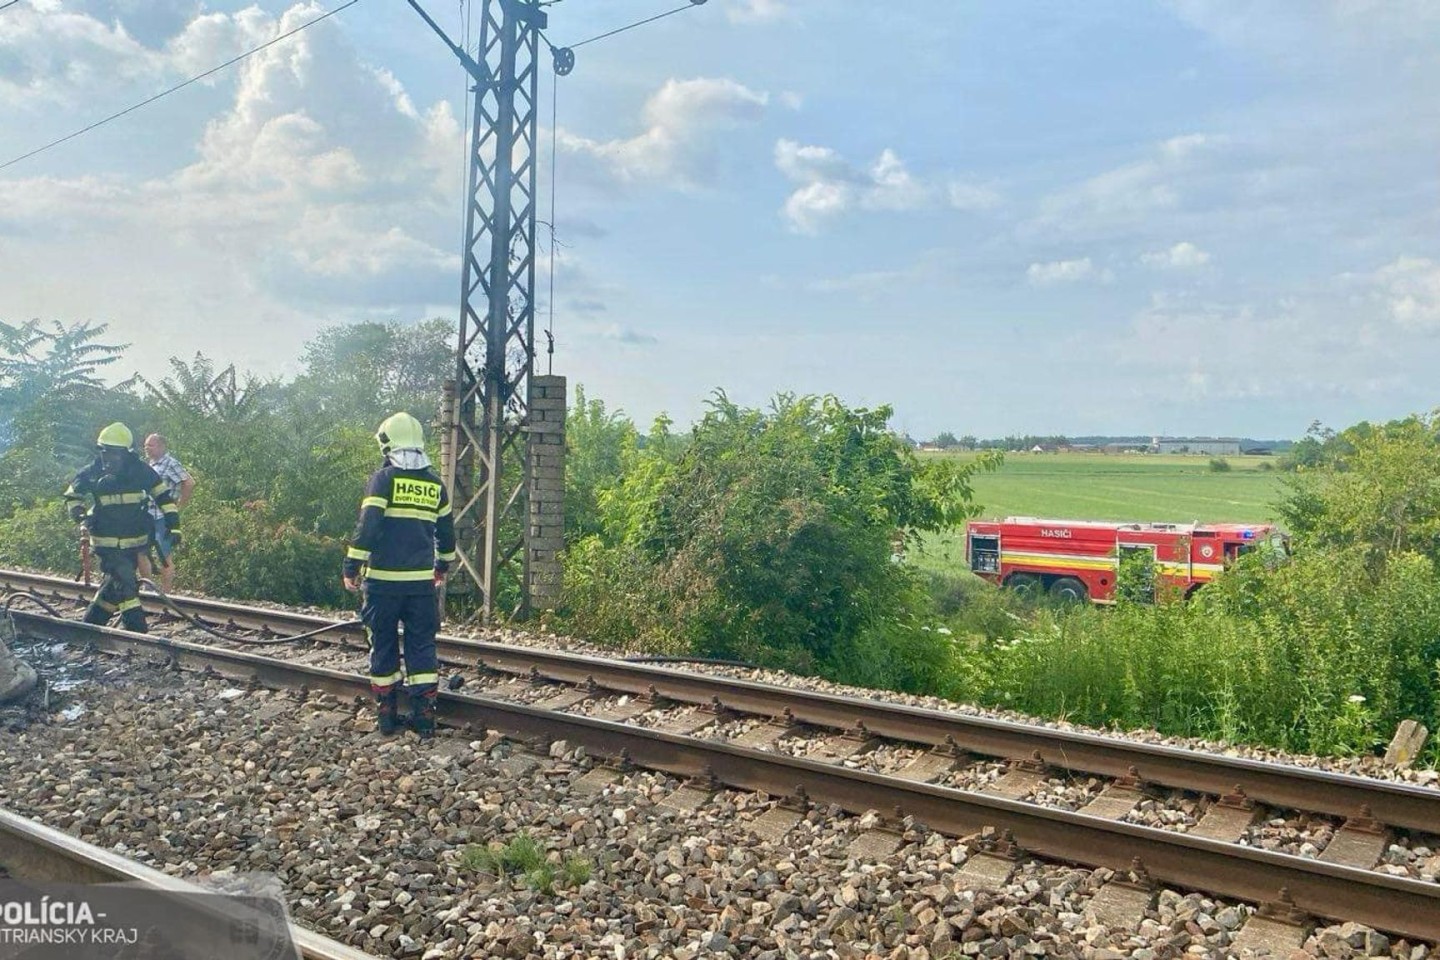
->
[970,535,1000,574]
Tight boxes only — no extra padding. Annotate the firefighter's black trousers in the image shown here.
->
[362,589,439,696]
[85,547,148,633]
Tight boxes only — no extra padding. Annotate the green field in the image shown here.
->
[915,452,1286,576]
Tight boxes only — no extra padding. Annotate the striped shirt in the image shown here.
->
[147,452,191,519]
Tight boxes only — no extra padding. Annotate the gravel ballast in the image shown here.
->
[0,637,1433,958]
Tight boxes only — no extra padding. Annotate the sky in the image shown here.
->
[2,0,1439,441]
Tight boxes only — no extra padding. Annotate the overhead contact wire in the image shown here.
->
[568,3,697,49]
[0,0,362,172]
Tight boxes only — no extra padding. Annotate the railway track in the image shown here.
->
[0,805,377,960]
[4,568,1437,831]
[3,576,1438,945]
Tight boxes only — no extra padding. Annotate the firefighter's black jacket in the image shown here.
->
[344,462,457,594]
[64,453,179,549]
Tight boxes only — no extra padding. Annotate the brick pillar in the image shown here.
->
[527,375,566,611]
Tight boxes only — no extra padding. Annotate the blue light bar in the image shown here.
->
[1242,529,1254,539]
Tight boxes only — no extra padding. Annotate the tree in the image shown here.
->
[293,319,454,429]
[140,355,277,424]
[0,320,129,444]
[933,431,959,449]
[564,392,1000,690]
[1277,412,1440,570]
[0,320,139,509]
[565,385,638,540]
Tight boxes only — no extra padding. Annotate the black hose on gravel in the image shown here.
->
[2,592,69,619]
[2,585,363,647]
[139,579,363,646]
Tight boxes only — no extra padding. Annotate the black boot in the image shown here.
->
[119,608,148,634]
[376,688,400,736]
[410,694,436,740]
[83,604,110,626]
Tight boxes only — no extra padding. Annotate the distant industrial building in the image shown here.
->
[1152,436,1242,456]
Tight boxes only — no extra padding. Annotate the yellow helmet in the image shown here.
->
[96,422,134,450]
[376,412,425,455]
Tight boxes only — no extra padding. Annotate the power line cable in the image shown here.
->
[566,1,705,50]
[545,68,558,374]
[0,1,24,13]
[457,0,473,303]
[0,0,362,172]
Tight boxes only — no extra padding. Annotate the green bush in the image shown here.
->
[952,546,1440,754]
[178,490,347,607]
[0,499,85,574]
[1208,457,1231,472]
[560,393,999,693]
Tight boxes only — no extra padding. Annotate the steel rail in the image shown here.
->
[10,608,1440,941]
[0,806,376,960]
[3,567,1437,833]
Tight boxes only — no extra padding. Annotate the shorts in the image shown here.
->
[151,516,175,562]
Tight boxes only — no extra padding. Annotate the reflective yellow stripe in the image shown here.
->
[160,503,179,515]
[90,535,150,548]
[436,550,456,562]
[436,502,452,518]
[149,482,169,497]
[365,568,434,582]
[346,547,372,561]
[407,672,438,687]
[116,598,142,612]
[96,492,147,506]
[96,600,117,613]
[361,497,388,510]
[371,671,403,687]
[383,507,436,522]
[1002,551,1115,571]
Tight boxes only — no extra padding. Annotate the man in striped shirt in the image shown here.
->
[139,433,194,593]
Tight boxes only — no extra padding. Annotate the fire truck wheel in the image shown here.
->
[1005,573,1042,598]
[1048,577,1088,604]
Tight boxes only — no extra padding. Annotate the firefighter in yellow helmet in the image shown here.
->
[62,423,181,633]
[342,412,456,737]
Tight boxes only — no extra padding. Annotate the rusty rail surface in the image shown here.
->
[8,607,1440,942]
[0,805,376,960]
[3,567,1437,833]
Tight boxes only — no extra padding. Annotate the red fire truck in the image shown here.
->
[965,516,1286,603]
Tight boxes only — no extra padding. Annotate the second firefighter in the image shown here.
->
[63,422,181,634]
[343,412,456,738]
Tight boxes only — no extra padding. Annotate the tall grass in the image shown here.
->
[940,548,1440,756]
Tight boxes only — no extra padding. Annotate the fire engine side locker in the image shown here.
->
[968,530,1001,575]
[1115,538,1157,602]
[1115,527,1191,600]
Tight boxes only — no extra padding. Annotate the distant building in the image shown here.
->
[1152,437,1242,456]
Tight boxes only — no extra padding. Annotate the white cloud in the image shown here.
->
[726,0,791,24]
[775,139,997,233]
[946,180,1002,212]
[1031,132,1224,238]
[0,2,468,374]
[1368,256,1440,331]
[1113,289,1405,403]
[1141,241,1212,269]
[558,78,768,189]
[1027,258,1098,285]
[595,323,658,345]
